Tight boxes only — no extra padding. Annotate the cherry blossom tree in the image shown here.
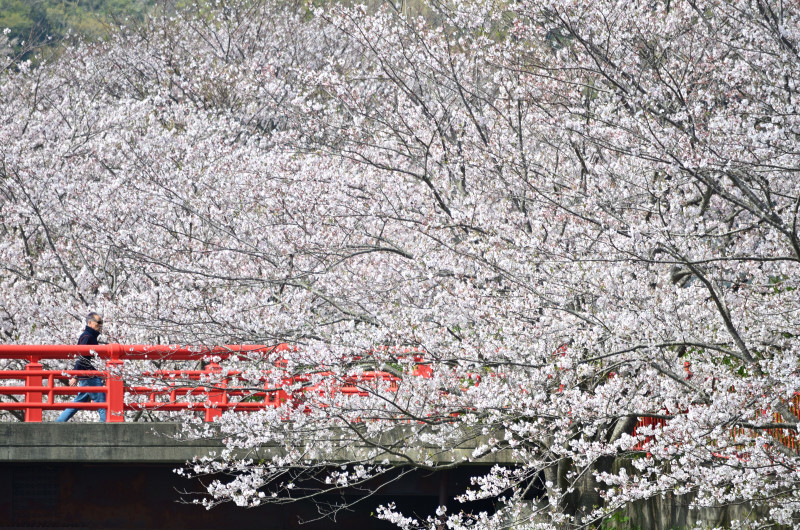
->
[1,0,799,527]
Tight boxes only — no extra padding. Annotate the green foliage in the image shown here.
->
[0,0,155,58]
[600,511,639,530]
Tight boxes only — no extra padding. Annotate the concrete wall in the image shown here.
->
[0,423,516,464]
[0,424,766,528]
[0,423,221,463]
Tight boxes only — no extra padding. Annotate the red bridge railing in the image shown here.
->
[2,343,797,456]
[0,344,429,423]
[631,397,800,454]
[0,344,294,422]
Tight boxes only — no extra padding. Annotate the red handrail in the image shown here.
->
[0,343,290,362]
[0,344,409,422]
[0,343,291,422]
[631,394,800,454]
[0,364,250,422]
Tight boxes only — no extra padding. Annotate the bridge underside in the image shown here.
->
[0,461,508,529]
[0,423,530,529]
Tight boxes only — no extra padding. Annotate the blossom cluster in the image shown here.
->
[0,0,798,527]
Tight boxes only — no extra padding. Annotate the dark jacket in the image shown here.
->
[74,326,100,374]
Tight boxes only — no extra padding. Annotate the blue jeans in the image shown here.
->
[55,376,106,422]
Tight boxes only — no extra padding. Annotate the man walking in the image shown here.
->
[56,312,107,422]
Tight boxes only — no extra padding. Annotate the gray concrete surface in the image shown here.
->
[0,423,516,464]
[0,423,221,462]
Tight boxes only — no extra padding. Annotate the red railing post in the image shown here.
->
[24,358,43,422]
[205,362,225,422]
[105,359,125,422]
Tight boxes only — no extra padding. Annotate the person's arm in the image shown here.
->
[73,332,92,384]
[68,357,81,386]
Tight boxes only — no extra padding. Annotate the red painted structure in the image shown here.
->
[0,344,430,423]
[3,343,794,456]
[0,344,296,422]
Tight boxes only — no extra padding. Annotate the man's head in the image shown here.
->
[86,312,104,333]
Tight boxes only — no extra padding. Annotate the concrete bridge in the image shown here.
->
[0,345,773,528]
[0,422,757,530]
[0,423,517,529]
[2,423,234,463]
[0,422,515,464]
[0,344,523,528]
